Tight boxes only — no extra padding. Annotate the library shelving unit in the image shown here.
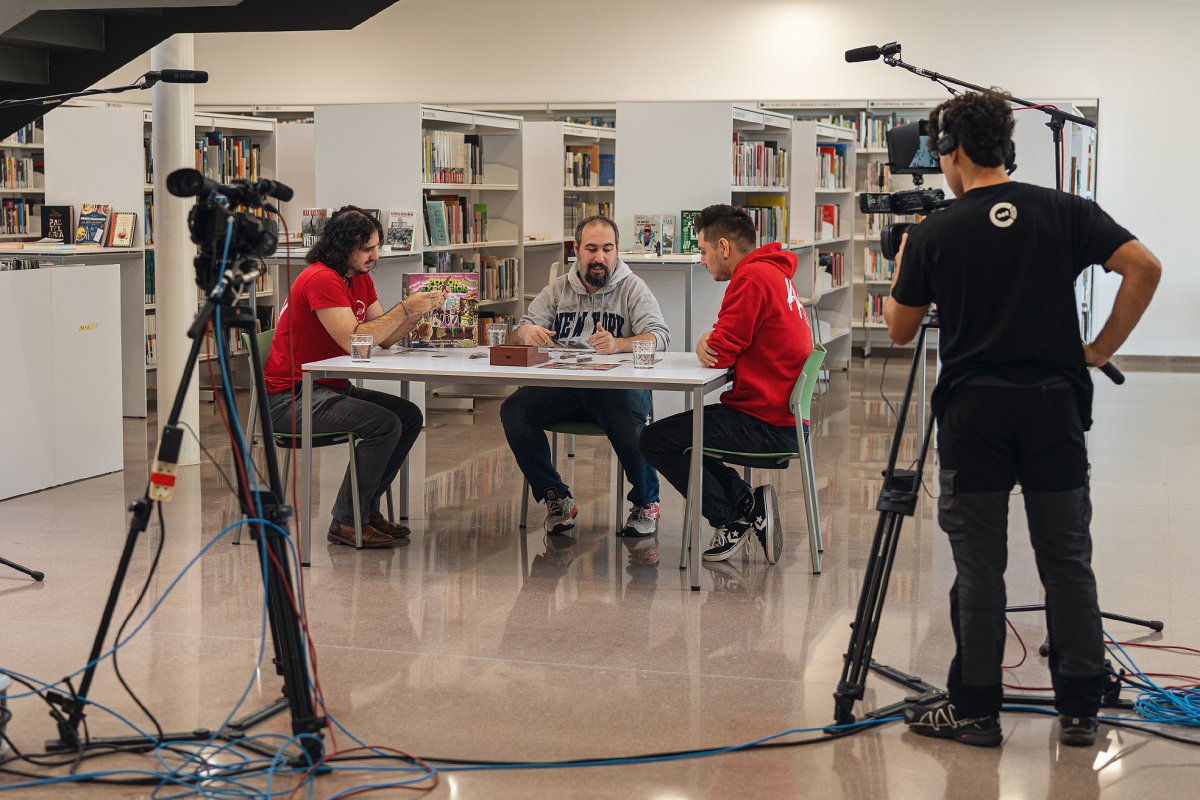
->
[766,100,938,357]
[521,120,616,303]
[791,119,856,371]
[314,103,524,410]
[43,105,278,415]
[0,122,44,242]
[615,102,803,415]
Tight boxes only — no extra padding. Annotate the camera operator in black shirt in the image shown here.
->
[885,90,1161,748]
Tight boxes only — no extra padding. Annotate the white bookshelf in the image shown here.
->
[43,105,278,415]
[0,123,44,241]
[791,120,856,370]
[315,103,525,409]
[522,120,616,305]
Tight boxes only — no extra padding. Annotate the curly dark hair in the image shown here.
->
[928,89,1015,169]
[306,206,383,276]
[695,204,756,252]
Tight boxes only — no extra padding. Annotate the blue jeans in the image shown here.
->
[500,387,659,505]
[267,384,422,524]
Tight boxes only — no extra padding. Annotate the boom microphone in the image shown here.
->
[844,42,902,63]
[144,69,209,85]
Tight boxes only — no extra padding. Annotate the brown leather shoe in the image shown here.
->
[327,519,393,549]
[369,511,412,538]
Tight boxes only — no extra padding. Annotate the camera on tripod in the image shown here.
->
[858,118,952,260]
[165,167,293,294]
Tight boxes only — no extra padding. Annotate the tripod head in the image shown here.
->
[166,168,293,296]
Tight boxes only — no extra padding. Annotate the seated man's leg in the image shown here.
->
[345,386,423,534]
[499,387,586,501]
[583,389,660,535]
[267,384,399,546]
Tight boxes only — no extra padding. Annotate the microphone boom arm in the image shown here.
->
[880,53,1094,129]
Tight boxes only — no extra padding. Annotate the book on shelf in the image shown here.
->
[423,199,450,247]
[562,195,612,238]
[422,250,478,274]
[598,153,615,187]
[405,272,479,346]
[75,203,111,246]
[145,249,156,304]
[818,251,844,288]
[40,205,72,244]
[816,204,839,240]
[422,130,484,184]
[424,195,487,246]
[817,144,850,189]
[1,198,34,236]
[480,255,520,302]
[660,214,676,254]
[1,123,37,146]
[301,207,332,247]
[107,212,137,248]
[744,194,787,248]
[565,144,599,187]
[385,209,418,252]
[679,210,700,254]
[731,134,788,187]
[631,214,662,254]
[144,195,154,245]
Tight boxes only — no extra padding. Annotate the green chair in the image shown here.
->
[237,329,392,551]
[683,342,827,574]
[518,421,626,534]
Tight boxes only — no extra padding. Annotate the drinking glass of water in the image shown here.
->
[632,339,656,369]
[487,326,508,347]
[350,333,373,361]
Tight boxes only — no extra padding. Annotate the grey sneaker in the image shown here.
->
[1059,715,1098,746]
[748,485,782,564]
[702,519,752,562]
[621,502,660,537]
[543,488,577,535]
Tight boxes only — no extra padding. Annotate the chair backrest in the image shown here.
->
[789,342,828,432]
[547,261,561,285]
[239,328,275,363]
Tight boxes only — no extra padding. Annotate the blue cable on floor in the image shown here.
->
[1104,632,1200,727]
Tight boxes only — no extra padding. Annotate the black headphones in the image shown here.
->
[935,131,958,156]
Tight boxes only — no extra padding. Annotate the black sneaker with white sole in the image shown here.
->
[702,519,753,562]
[748,485,782,564]
[903,697,1002,747]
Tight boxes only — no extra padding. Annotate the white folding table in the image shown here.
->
[299,348,730,589]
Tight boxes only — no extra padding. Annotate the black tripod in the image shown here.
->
[43,177,324,764]
[831,322,1157,726]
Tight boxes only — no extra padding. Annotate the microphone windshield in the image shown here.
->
[845,45,881,63]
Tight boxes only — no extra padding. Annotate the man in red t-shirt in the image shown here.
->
[639,204,813,566]
[264,207,445,548]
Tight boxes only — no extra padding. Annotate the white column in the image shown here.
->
[152,34,199,465]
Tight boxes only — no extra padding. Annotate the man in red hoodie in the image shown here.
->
[638,204,813,564]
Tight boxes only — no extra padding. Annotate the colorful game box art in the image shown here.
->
[404,272,479,347]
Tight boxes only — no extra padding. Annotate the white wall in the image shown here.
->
[98,0,1198,355]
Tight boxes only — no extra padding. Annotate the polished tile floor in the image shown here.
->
[2,357,1199,798]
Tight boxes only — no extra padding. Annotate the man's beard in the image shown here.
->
[584,263,609,288]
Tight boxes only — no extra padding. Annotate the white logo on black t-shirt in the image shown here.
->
[989,202,1017,228]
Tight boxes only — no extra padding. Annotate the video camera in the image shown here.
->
[858,118,952,260]
[166,167,293,294]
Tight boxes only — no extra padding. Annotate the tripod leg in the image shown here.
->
[0,556,44,581]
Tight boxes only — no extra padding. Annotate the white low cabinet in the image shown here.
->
[0,264,123,500]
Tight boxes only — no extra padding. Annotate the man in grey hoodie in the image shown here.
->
[501,215,670,537]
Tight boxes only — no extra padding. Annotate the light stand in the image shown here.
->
[42,175,324,765]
